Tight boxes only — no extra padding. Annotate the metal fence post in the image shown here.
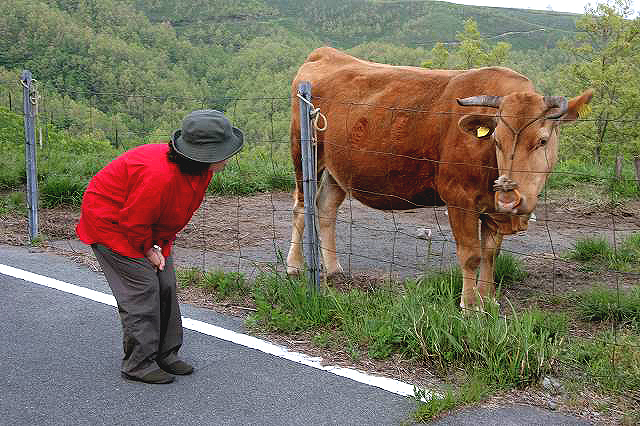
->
[21,70,39,242]
[298,81,321,291]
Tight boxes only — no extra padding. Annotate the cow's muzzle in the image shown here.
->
[494,175,522,213]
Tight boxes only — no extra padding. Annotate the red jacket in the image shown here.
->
[76,144,213,258]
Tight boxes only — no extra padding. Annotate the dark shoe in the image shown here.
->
[158,359,193,375]
[121,368,175,384]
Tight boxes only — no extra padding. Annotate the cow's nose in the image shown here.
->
[495,189,522,213]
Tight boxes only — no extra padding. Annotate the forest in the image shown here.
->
[1,0,640,203]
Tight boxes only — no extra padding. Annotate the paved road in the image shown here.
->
[0,244,592,425]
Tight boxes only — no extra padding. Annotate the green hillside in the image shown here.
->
[0,0,581,143]
[10,0,639,203]
[134,0,579,51]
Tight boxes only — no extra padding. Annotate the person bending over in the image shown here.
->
[76,110,243,384]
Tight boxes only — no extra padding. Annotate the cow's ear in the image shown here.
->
[560,89,594,123]
[458,114,497,140]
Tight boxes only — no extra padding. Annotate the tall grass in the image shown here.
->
[1,105,294,207]
[562,332,640,394]
[494,252,527,285]
[405,273,566,386]
[177,267,251,301]
[248,265,563,388]
[567,233,640,272]
[208,142,294,195]
[546,158,640,199]
[575,286,640,324]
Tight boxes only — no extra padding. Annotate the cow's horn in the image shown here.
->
[543,96,568,119]
[457,95,502,109]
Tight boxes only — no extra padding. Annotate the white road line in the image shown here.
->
[0,263,433,400]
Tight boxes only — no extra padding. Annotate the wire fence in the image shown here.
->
[2,76,640,387]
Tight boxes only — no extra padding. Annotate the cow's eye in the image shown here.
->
[540,138,547,146]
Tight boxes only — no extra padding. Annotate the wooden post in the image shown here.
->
[615,155,623,181]
[634,155,640,190]
[21,70,39,242]
[298,82,321,292]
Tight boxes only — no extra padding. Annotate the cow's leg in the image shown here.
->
[316,171,346,276]
[447,205,482,310]
[477,219,504,304]
[286,186,305,275]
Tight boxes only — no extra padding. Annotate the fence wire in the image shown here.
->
[2,79,639,377]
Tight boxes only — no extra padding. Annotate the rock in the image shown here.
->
[416,227,432,240]
[542,376,564,395]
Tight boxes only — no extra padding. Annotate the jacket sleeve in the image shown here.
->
[117,171,167,256]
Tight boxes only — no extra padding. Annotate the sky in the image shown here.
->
[443,0,599,14]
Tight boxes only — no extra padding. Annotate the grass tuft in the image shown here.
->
[567,233,640,272]
[177,267,251,301]
[575,287,640,323]
[413,377,490,422]
[494,253,527,286]
[40,177,86,208]
[562,332,640,394]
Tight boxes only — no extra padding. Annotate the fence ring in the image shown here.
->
[312,109,328,131]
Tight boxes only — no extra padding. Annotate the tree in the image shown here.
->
[558,0,640,164]
[423,18,512,70]
[456,19,490,68]
[422,42,450,69]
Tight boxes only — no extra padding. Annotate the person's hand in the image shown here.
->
[145,245,165,271]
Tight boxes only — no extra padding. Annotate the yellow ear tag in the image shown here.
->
[577,103,591,118]
[476,126,490,138]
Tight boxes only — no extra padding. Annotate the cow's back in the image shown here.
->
[290,47,533,211]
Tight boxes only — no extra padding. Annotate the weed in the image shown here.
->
[208,143,294,195]
[201,270,250,300]
[176,267,204,288]
[406,272,565,386]
[311,331,333,349]
[574,287,640,323]
[40,176,87,208]
[561,332,640,394]
[566,234,640,272]
[413,377,489,422]
[494,253,527,286]
[568,237,612,262]
[250,272,336,332]
[0,191,26,214]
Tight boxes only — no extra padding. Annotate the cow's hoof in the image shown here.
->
[286,265,302,276]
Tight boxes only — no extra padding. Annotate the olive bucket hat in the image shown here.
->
[171,110,244,163]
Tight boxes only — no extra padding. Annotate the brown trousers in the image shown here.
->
[92,244,182,378]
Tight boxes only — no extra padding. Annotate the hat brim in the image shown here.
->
[171,127,244,163]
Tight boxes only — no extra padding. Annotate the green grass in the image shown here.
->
[179,262,566,420]
[1,104,294,206]
[179,256,557,393]
[0,191,26,214]
[208,142,294,195]
[494,252,527,286]
[561,331,640,394]
[546,158,640,200]
[40,176,87,208]
[567,233,640,273]
[172,256,640,421]
[248,265,563,387]
[413,377,490,422]
[177,267,251,301]
[574,286,640,324]
[546,158,609,190]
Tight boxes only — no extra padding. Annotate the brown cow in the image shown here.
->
[286,47,592,310]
